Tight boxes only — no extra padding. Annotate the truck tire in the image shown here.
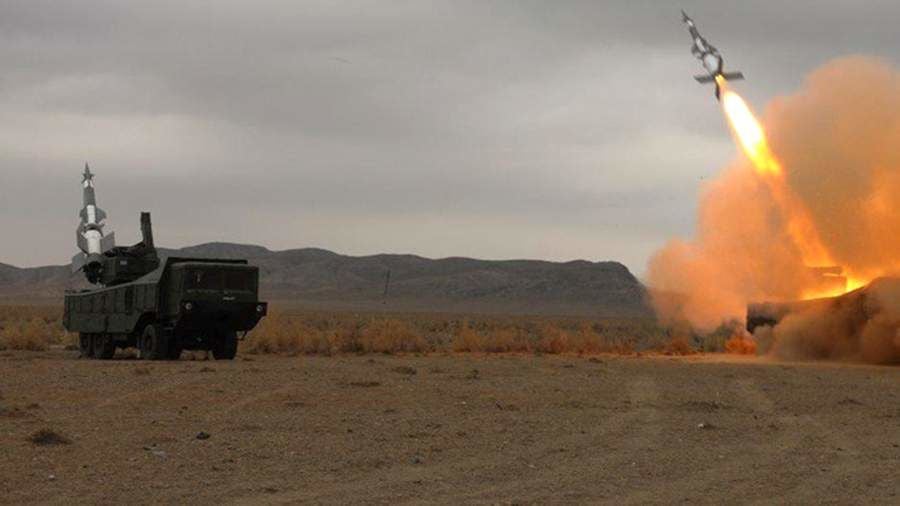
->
[165,338,183,360]
[92,333,116,360]
[211,329,238,360]
[79,333,94,358]
[140,324,168,360]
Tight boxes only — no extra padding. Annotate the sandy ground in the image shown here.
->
[1,349,898,505]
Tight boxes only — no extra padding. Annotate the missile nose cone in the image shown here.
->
[82,163,94,183]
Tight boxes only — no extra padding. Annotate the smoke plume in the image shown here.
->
[648,57,900,360]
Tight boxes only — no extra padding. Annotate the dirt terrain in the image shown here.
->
[1,350,898,504]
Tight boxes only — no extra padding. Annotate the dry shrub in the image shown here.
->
[245,312,428,355]
[564,323,620,354]
[661,337,697,356]
[242,312,331,355]
[29,428,71,446]
[452,322,530,352]
[724,335,757,355]
[534,323,569,354]
[602,340,635,355]
[358,318,428,353]
[244,307,663,356]
[349,381,380,388]
[657,320,698,355]
[0,320,50,351]
[483,328,529,352]
[325,326,361,354]
[566,324,602,354]
[453,320,636,355]
[451,321,484,352]
[0,305,67,351]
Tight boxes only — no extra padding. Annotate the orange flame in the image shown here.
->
[720,90,782,177]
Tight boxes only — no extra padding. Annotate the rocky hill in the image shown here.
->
[0,244,651,316]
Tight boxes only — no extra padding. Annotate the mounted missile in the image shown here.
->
[71,165,160,286]
[681,10,744,100]
[72,163,115,283]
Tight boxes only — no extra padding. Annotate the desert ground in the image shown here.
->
[1,349,898,504]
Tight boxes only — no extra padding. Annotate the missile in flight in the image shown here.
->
[681,10,744,100]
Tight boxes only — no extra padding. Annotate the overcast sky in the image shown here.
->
[0,1,896,273]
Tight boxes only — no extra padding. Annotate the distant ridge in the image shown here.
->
[0,243,651,317]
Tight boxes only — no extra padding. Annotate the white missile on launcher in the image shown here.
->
[72,163,115,283]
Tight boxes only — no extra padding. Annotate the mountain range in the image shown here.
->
[0,243,651,317]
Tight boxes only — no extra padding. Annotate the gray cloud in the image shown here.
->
[0,0,897,274]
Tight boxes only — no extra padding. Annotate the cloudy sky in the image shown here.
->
[0,1,896,274]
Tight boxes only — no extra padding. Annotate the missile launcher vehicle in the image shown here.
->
[746,277,900,335]
[746,296,840,334]
[63,165,267,360]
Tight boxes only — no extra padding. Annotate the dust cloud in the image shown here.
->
[766,279,900,364]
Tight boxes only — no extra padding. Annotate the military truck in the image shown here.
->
[64,255,267,360]
[746,277,898,335]
[745,266,853,334]
[63,166,267,360]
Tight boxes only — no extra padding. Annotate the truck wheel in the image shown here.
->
[165,338,183,360]
[211,329,238,360]
[79,333,95,358]
[140,324,168,360]
[92,333,116,360]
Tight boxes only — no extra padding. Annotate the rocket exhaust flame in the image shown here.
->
[719,80,781,177]
[717,78,862,296]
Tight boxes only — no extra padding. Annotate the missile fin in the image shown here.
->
[720,71,744,80]
[76,227,88,253]
[101,232,116,252]
[71,252,86,273]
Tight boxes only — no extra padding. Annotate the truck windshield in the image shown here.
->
[185,268,255,291]
[185,270,224,290]
[225,270,255,291]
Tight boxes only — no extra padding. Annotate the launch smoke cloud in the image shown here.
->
[647,57,900,363]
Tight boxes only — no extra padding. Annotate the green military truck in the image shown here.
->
[66,167,267,360]
[64,256,267,360]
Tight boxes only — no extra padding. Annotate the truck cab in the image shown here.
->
[168,262,262,316]
[161,259,268,358]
